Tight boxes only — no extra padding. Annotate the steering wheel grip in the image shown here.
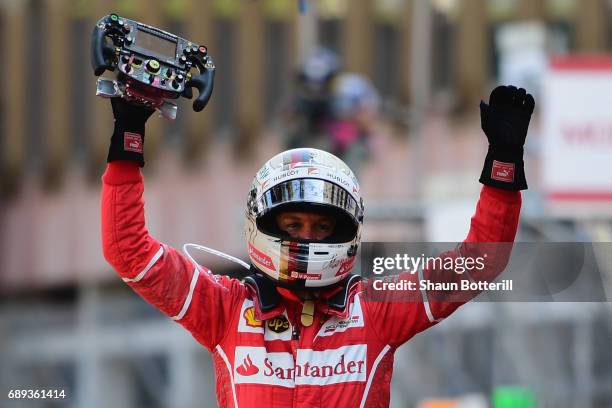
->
[91,26,116,76]
[187,67,215,112]
[182,86,193,100]
[91,26,108,76]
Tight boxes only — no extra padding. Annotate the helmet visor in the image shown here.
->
[255,179,362,243]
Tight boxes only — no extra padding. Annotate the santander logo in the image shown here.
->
[236,354,259,376]
[248,244,275,270]
[233,345,367,387]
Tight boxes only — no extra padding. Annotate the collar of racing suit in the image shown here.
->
[243,273,362,322]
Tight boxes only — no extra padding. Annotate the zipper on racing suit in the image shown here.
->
[291,298,316,407]
[291,305,302,408]
[292,325,300,341]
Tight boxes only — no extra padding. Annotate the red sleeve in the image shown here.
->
[364,185,521,348]
[101,161,246,351]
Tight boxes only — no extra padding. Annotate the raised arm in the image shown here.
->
[364,86,534,348]
[100,99,245,351]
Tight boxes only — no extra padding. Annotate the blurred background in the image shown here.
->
[1,0,612,407]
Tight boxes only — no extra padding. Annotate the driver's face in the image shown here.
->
[275,212,336,241]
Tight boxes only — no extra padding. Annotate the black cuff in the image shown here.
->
[479,145,527,191]
[107,119,146,167]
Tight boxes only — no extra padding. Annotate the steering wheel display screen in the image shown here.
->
[136,29,177,59]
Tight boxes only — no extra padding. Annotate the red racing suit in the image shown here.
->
[101,161,521,408]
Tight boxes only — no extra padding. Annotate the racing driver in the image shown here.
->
[101,85,534,407]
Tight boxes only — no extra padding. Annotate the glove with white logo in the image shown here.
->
[479,85,535,190]
[107,98,155,167]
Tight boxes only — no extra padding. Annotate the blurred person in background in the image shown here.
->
[284,47,380,173]
[285,47,340,150]
[328,72,380,173]
[101,85,534,406]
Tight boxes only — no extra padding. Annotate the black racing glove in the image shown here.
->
[107,98,155,167]
[479,85,535,191]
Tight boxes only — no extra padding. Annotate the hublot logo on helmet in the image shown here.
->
[325,172,350,188]
[273,169,298,182]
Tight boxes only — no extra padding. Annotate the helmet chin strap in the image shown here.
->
[183,243,251,271]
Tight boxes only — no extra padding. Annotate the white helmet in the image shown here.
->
[246,148,364,289]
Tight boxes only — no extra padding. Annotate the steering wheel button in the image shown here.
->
[146,59,160,73]
[198,46,207,55]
